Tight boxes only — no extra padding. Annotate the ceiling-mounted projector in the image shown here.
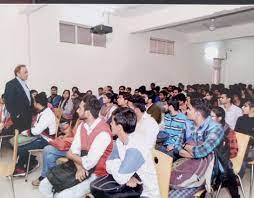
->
[90,24,113,34]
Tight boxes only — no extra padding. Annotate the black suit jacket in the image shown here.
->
[4,78,33,131]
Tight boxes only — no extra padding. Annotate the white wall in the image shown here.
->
[0,5,28,94]
[24,5,210,95]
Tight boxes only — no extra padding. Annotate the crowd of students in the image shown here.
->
[0,81,254,198]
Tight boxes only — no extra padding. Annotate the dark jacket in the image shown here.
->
[4,78,33,132]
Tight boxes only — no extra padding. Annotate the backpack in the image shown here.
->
[90,174,143,198]
[170,153,215,191]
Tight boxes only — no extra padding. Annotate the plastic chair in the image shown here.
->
[152,149,173,198]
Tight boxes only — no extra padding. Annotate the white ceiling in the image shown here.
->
[166,7,254,33]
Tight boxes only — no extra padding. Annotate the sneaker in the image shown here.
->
[13,167,26,177]
[32,176,44,187]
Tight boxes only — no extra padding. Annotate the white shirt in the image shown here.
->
[222,104,243,129]
[70,118,111,171]
[106,136,161,198]
[131,112,159,150]
[30,107,56,138]
[16,76,31,104]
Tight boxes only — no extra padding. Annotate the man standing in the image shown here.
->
[4,65,33,133]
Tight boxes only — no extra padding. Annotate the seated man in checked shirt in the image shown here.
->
[170,98,224,198]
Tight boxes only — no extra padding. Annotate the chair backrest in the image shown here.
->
[54,108,63,138]
[231,132,250,174]
[11,130,19,174]
[152,149,173,198]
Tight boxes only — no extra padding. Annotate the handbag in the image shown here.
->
[90,174,143,198]
[46,151,94,193]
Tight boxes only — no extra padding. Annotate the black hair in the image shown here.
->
[144,90,156,102]
[118,92,132,100]
[159,90,168,97]
[220,89,233,103]
[105,92,115,103]
[119,85,126,90]
[34,92,48,107]
[60,90,71,110]
[112,107,137,134]
[173,86,182,93]
[72,86,79,92]
[167,99,180,111]
[126,87,132,92]
[190,98,210,118]
[30,89,38,95]
[245,99,254,108]
[51,86,58,90]
[155,86,160,92]
[128,95,146,112]
[173,93,186,102]
[83,95,101,119]
[211,106,226,126]
[98,87,103,90]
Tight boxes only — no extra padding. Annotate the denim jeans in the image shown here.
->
[17,137,48,168]
[41,145,67,177]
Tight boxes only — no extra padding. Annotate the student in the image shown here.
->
[14,92,57,176]
[117,92,131,108]
[99,92,117,123]
[59,90,74,123]
[48,86,62,108]
[171,98,224,197]
[39,95,113,198]
[156,90,168,113]
[158,99,187,158]
[127,95,159,150]
[106,107,161,197]
[219,89,242,129]
[211,107,240,198]
[142,90,162,124]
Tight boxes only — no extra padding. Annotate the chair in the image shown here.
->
[215,132,250,198]
[0,130,19,198]
[152,149,173,198]
[25,112,62,182]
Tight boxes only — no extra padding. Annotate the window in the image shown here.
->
[59,22,107,48]
[93,34,106,48]
[150,38,174,55]
[59,23,75,43]
[77,26,92,45]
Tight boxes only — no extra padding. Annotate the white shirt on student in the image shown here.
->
[24,107,56,141]
[221,104,243,129]
[70,118,111,171]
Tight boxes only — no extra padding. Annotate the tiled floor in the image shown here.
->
[0,145,253,198]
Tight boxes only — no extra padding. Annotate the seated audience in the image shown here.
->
[48,86,62,108]
[126,87,132,94]
[174,93,188,115]
[39,95,113,198]
[59,90,74,123]
[219,89,242,129]
[142,90,162,124]
[97,87,104,106]
[156,90,168,113]
[14,92,56,176]
[106,107,161,197]
[118,85,126,94]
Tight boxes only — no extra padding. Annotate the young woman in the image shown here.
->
[211,107,240,198]
[59,90,74,123]
[99,93,117,123]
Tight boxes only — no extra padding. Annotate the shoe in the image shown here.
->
[13,167,26,177]
[32,176,44,187]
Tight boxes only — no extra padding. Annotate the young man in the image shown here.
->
[106,107,161,197]
[97,87,104,107]
[48,86,61,108]
[127,95,159,150]
[14,92,57,176]
[39,95,113,198]
[156,90,168,113]
[142,90,162,124]
[117,92,131,108]
[219,89,242,129]
[158,99,187,158]
[171,98,224,197]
